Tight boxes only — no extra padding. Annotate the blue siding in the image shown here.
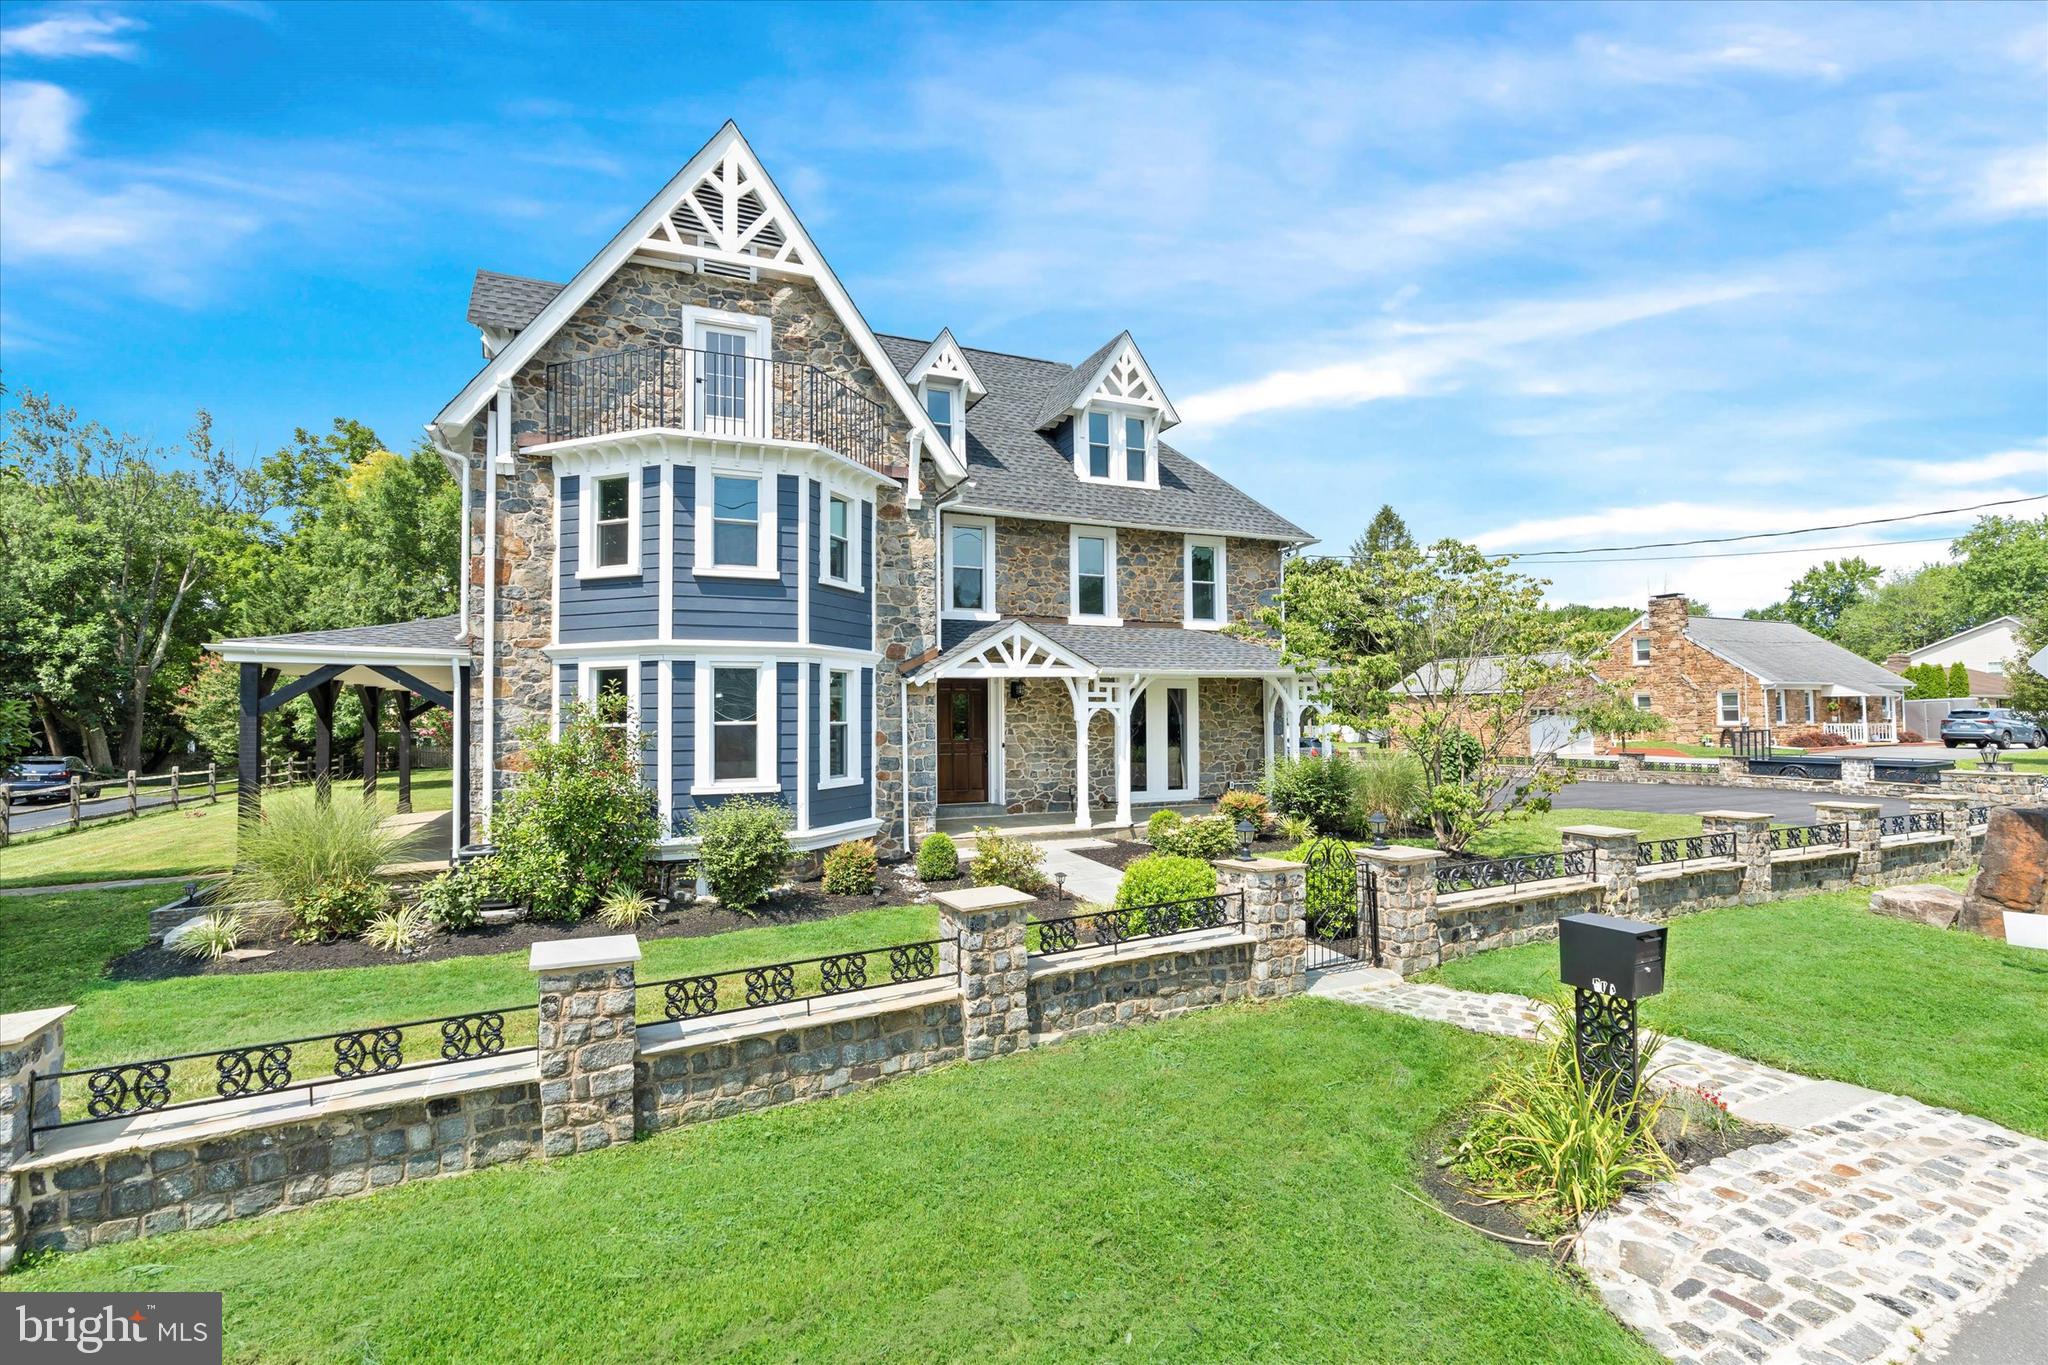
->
[669,663,694,834]
[667,661,799,831]
[672,467,799,641]
[777,662,799,799]
[557,468,661,643]
[809,482,874,650]
[809,662,874,828]
[639,660,658,788]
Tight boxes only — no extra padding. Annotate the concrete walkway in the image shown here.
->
[1309,970,2048,1365]
[1032,839,1125,905]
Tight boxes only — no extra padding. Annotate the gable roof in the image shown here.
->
[876,334,1309,543]
[1029,331,1179,430]
[1683,616,1908,691]
[429,121,964,480]
[1393,652,1583,696]
[467,271,562,331]
[1904,614,2026,662]
[916,617,1285,681]
[903,327,987,403]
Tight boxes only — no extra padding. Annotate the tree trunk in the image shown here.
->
[121,666,153,774]
[33,696,65,757]
[84,725,114,772]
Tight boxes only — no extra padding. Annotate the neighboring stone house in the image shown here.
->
[214,122,1315,859]
[1599,594,1909,745]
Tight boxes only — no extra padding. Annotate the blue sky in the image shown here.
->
[3,0,2043,611]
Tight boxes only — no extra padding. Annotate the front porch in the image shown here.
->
[910,620,1306,835]
[1765,684,1904,745]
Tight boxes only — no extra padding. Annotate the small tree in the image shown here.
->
[1575,689,1666,755]
[1947,661,1971,699]
[492,695,659,921]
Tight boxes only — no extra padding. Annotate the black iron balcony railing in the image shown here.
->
[543,344,897,474]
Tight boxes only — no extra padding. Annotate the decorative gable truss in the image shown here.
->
[911,622,1093,682]
[906,328,987,405]
[636,145,808,280]
[1034,332,1181,431]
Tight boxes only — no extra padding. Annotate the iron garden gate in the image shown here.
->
[1301,835,1381,971]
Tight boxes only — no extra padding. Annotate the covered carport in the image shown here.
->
[210,615,471,857]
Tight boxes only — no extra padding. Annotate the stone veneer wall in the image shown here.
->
[989,519,1282,627]
[1029,944,1255,1038]
[1200,678,1264,795]
[996,677,1264,814]
[461,263,941,853]
[14,1081,539,1256]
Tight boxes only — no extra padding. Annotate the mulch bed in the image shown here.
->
[111,860,1055,983]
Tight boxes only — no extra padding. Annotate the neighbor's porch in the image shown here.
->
[1763,684,1906,745]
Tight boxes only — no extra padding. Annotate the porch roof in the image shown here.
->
[914,617,1287,682]
[209,614,465,690]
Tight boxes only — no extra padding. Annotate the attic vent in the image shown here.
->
[639,141,813,275]
[699,259,759,282]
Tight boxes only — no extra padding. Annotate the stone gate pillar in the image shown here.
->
[1355,846,1444,976]
[1561,826,1640,916]
[1217,858,1307,998]
[1812,800,1882,885]
[1700,810,1774,903]
[934,886,1034,1060]
[530,936,640,1157]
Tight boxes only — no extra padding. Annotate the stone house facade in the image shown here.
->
[214,123,1314,857]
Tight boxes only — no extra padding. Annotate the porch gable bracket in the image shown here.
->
[910,620,1095,684]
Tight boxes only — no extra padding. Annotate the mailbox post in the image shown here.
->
[1558,912,1667,1108]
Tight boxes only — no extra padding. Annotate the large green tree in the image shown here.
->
[1833,563,1968,661]
[1952,515,2048,623]
[1745,557,1881,638]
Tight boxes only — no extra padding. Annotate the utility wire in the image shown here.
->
[1502,534,1958,565]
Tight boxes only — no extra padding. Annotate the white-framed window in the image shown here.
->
[1633,693,1654,712]
[821,667,860,787]
[577,661,636,732]
[925,383,956,451]
[943,516,995,618]
[1804,690,1815,723]
[1184,535,1226,627]
[1069,526,1117,623]
[1076,407,1153,486]
[1718,690,1742,725]
[693,470,779,580]
[1773,691,1787,724]
[577,469,641,579]
[1633,636,1651,665]
[823,491,859,589]
[694,661,776,793]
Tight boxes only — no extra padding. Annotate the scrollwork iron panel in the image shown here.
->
[1038,918,1078,954]
[439,1012,506,1062]
[1572,988,1641,1109]
[745,964,796,1007]
[1968,806,1988,827]
[1435,849,1590,897]
[1767,823,1844,851]
[1634,833,1734,867]
[85,1062,171,1119]
[664,976,718,1020]
[1878,812,1944,837]
[888,942,936,982]
[820,952,868,995]
[333,1028,403,1079]
[215,1045,293,1099]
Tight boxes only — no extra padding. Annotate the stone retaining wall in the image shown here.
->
[1,863,1307,1262]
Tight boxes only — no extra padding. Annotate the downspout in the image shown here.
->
[901,675,913,854]
[482,384,509,831]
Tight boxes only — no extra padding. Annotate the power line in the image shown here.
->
[1501,534,1958,565]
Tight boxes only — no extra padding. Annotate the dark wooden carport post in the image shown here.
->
[237,663,264,822]
[311,681,338,804]
[357,685,382,804]
[395,697,418,814]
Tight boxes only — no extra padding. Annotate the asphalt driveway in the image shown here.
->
[1555,779,1911,821]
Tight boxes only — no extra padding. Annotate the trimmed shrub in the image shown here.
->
[914,832,959,881]
[1154,814,1238,860]
[1147,809,1183,843]
[690,797,793,912]
[1113,853,1218,911]
[1778,728,1850,749]
[414,858,497,931]
[1264,755,1364,835]
[493,697,660,922]
[291,874,389,943]
[1215,789,1270,832]
[969,827,1047,894]
[822,838,879,896]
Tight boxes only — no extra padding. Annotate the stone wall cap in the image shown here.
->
[1356,845,1444,864]
[0,1004,74,1047]
[1811,800,1883,811]
[932,885,1037,912]
[1695,810,1775,821]
[1558,825,1639,837]
[1216,857,1301,872]
[529,935,642,973]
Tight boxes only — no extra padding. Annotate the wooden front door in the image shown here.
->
[937,681,989,804]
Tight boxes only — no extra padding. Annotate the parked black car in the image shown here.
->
[2,756,107,804]
[1939,708,2044,749]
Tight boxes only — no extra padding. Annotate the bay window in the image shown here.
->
[825,492,855,587]
[694,469,777,580]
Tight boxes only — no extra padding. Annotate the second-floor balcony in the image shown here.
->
[541,344,899,475]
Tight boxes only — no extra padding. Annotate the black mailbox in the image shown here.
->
[1559,913,1666,1000]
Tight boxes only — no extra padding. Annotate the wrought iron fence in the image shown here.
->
[1434,849,1593,896]
[1031,891,1245,957]
[1633,832,1736,868]
[1766,822,1845,851]
[543,344,896,473]
[1878,812,1946,837]
[28,1005,538,1144]
[1967,805,1989,828]
[638,937,952,1026]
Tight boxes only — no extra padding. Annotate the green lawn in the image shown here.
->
[12,999,1653,1365]
[1426,887,2048,1138]
[0,884,167,1014]
[0,769,452,888]
[1268,807,1704,861]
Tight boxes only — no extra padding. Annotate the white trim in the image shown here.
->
[1904,614,2027,660]
[653,814,884,858]
[1048,334,1181,430]
[657,659,673,832]
[904,329,987,403]
[795,658,810,831]
[1717,689,1744,726]
[658,464,674,636]
[529,430,896,492]
[1127,677,1199,803]
[692,658,778,794]
[941,514,998,621]
[544,639,879,662]
[943,501,1308,546]
[1068,524,1120,624]
[577,467,643,579]
[428,121,967,480]
[1073,405,1158,489]
[1804,689,1816,724]
[909,619,1093,683]
[693,468,780,580]
[819,665,861,789]
[821,488,861,591]
[917,378,964,463]
[990,676,1007,807]
[576,659,639,740]
[796,475,811,645]
[1632,692,1654,711]
[1183,534,1226,629]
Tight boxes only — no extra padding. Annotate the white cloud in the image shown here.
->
[1876,443,2048,486]
[1473,486,2040,553]
[0,10,143,60]
[1956,144,2048,220]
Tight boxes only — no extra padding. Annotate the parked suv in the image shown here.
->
[2,756,108,804]
[1939,708,2044,749]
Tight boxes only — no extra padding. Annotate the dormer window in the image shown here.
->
[1086,411,1112,479]
[1078,407,1153,486]
[925,384,956,450]
[1124,416,1146,482]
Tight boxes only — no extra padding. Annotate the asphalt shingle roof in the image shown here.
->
[1393,652,1581,696]
[1684,616,1910,690]
[216,615,465,654]
[877,334,1309,542]
[928,618,1283,675]
[467,271,564,330]
[1029,332,1128,429]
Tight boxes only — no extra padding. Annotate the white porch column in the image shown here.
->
[1283,698,1304,760]
[1112,699,1134,829]
[1067,678,1091,830]
[1262,680,1275,775]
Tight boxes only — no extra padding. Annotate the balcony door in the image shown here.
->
[1128,679,1197,803]
[687,313,770,441]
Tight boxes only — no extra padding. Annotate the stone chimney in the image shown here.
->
[1647,592,1690,636]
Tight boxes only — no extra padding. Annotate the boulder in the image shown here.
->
[1962,806,2048,938]
[1868,884,1962,929]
